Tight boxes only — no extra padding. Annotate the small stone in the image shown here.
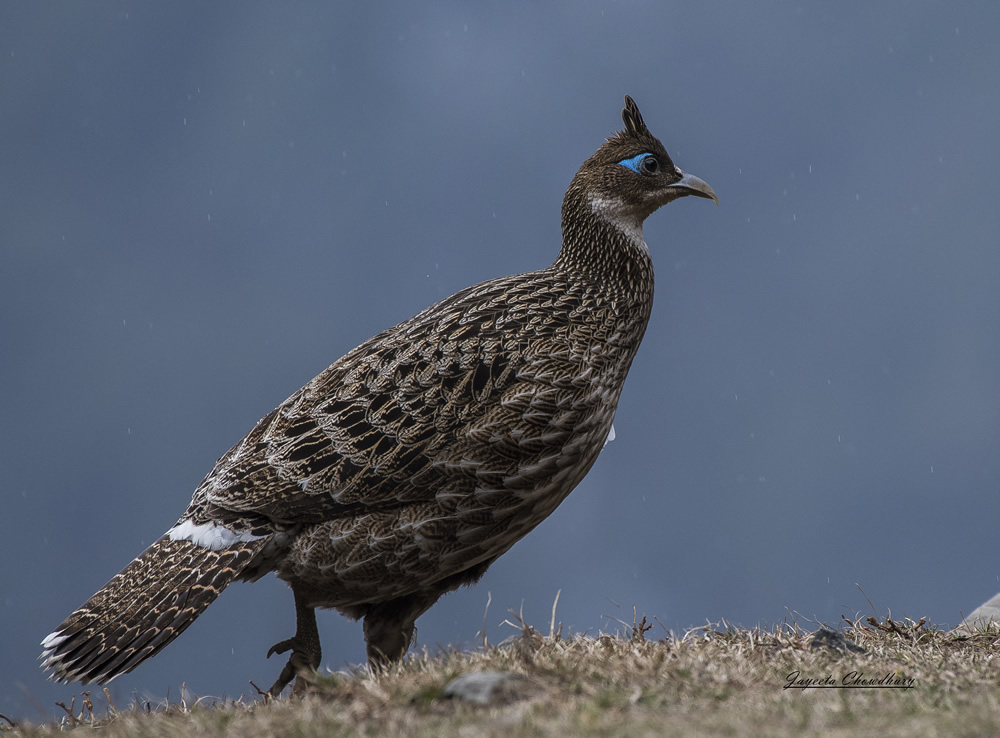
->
[809,628,866,654]
[443,671,526,705]
[956,592,1000,632]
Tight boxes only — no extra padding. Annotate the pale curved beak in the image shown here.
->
[670,170,719,205]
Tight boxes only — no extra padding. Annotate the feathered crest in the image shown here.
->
[608,95,653,144]
[622,95,648,136]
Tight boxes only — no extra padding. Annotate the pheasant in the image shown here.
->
[41,95,717,695]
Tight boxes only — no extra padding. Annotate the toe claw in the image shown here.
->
[266,638,294,659]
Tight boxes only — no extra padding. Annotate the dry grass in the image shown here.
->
[10,610,1000,737]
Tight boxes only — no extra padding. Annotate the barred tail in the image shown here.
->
[41,533,267,684]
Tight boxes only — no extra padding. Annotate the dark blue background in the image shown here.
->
[3,2,999,722]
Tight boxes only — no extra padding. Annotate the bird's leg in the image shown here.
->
[362,597,423,669]
[266,591,321,697]
[361,565,498,669]
[364,619,414,669]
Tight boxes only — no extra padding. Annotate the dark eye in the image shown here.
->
[617,152,661,175]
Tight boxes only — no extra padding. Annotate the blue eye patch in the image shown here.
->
[618,153,657,174]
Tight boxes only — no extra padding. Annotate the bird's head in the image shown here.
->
[567,95,718,226]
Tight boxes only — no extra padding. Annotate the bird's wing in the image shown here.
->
[185,274,619,529]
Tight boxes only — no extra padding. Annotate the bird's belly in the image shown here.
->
[275,441,605,609]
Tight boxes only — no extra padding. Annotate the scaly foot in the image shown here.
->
[266,635,320,697]
[265,593,321,697]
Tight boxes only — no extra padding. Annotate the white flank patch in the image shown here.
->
[167,519,263,551]
[603,423,616,448]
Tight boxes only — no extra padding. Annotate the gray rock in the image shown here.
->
[956,592,1000,632]
[809,628,867,654]
[443,671,526,705]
